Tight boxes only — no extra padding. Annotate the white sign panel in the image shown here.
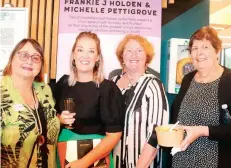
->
[0,8,28,76]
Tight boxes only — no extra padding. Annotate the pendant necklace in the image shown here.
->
[31,89,42,135]
[126,73,143,88]
[127,77,134,88]
[198,71,215,83]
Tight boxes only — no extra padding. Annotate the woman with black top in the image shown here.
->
[171,27,231,168]
[54,32,124,168]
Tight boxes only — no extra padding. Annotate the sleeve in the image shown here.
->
[170,77,186,124]
[0,79,9,140]
[170,72,194,124]
[41,83,60,144]
[208,74,231,141]
[146,79,169,147]
[100,81,125,133]
[208,124,231,141]
[52,75,68,114]
[42,83,56,118]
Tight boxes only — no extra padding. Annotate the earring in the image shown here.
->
[145,63,148,70]
[122,62,125,73]
[72,59,76,67]
[35,73,41,80]
[95,61,99,68]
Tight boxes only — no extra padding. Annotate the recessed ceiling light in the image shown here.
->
[219,36,231,39]
[210,0,223,2]
[211,26,225,30]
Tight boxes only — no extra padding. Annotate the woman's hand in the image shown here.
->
[180,126,209,151]
[65,159,87,168]
[59,110,75,125]
[136,143,158,168]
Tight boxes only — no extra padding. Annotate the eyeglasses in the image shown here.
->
[17,51,42,63]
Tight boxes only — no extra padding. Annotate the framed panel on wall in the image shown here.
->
[0,7,28,76]
[167,38,194,94]
[221,47,231,69]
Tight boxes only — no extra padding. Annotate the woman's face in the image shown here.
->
[191,39,219,71]
[74,37,99,74]
[11,42,42,80]
[122,39,146,73]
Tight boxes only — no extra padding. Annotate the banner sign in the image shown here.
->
[57,0,162,80]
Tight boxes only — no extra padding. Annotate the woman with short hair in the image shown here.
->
[171,26,231,168]
[112,34,169,168]
[1,38,60,168]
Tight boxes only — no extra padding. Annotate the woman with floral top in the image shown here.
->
[0,39,60,168]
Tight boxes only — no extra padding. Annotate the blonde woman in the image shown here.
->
[54,32,124,168]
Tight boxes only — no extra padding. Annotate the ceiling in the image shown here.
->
[162,0,231,48]
[162,0,203,26]
[210,0,231,48]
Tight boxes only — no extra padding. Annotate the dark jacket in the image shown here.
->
[171,67,231,168]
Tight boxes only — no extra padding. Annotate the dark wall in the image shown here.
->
[160,1,210,167]
[160,0,210,112]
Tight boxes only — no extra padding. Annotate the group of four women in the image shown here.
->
[1,26,231,168]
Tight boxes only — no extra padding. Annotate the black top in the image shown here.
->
[53,75,125,135]
[171,67,231,168]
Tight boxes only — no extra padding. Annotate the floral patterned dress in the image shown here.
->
[0,76,60,168]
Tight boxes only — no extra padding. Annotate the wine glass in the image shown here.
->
[64,98,75,129]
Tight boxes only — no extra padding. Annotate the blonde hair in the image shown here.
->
[116,34,155,67]
[3,38,44,82]
[68,32,104,86]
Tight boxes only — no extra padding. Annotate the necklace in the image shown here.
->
[126,72,143,88]
[197,72,215,83]
[127,77,134,88]
[197,66,224,83]
[24,88,43,135]
[31,89,42,135]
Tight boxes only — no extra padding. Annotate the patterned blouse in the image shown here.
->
[172,79,220,168]
[112,73,169,168]
[0,76,60,168]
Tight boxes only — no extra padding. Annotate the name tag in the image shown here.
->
[13,104,25,111]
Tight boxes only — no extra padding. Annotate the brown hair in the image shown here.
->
[116,34,155,67]
[3,38,44,82]
[189,26,222,54]
[68,32,104,86]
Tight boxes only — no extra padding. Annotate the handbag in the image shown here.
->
[58,139,109,168]
[57,129,112,168]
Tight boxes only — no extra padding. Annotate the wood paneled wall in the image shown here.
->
[0,0,60,81]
